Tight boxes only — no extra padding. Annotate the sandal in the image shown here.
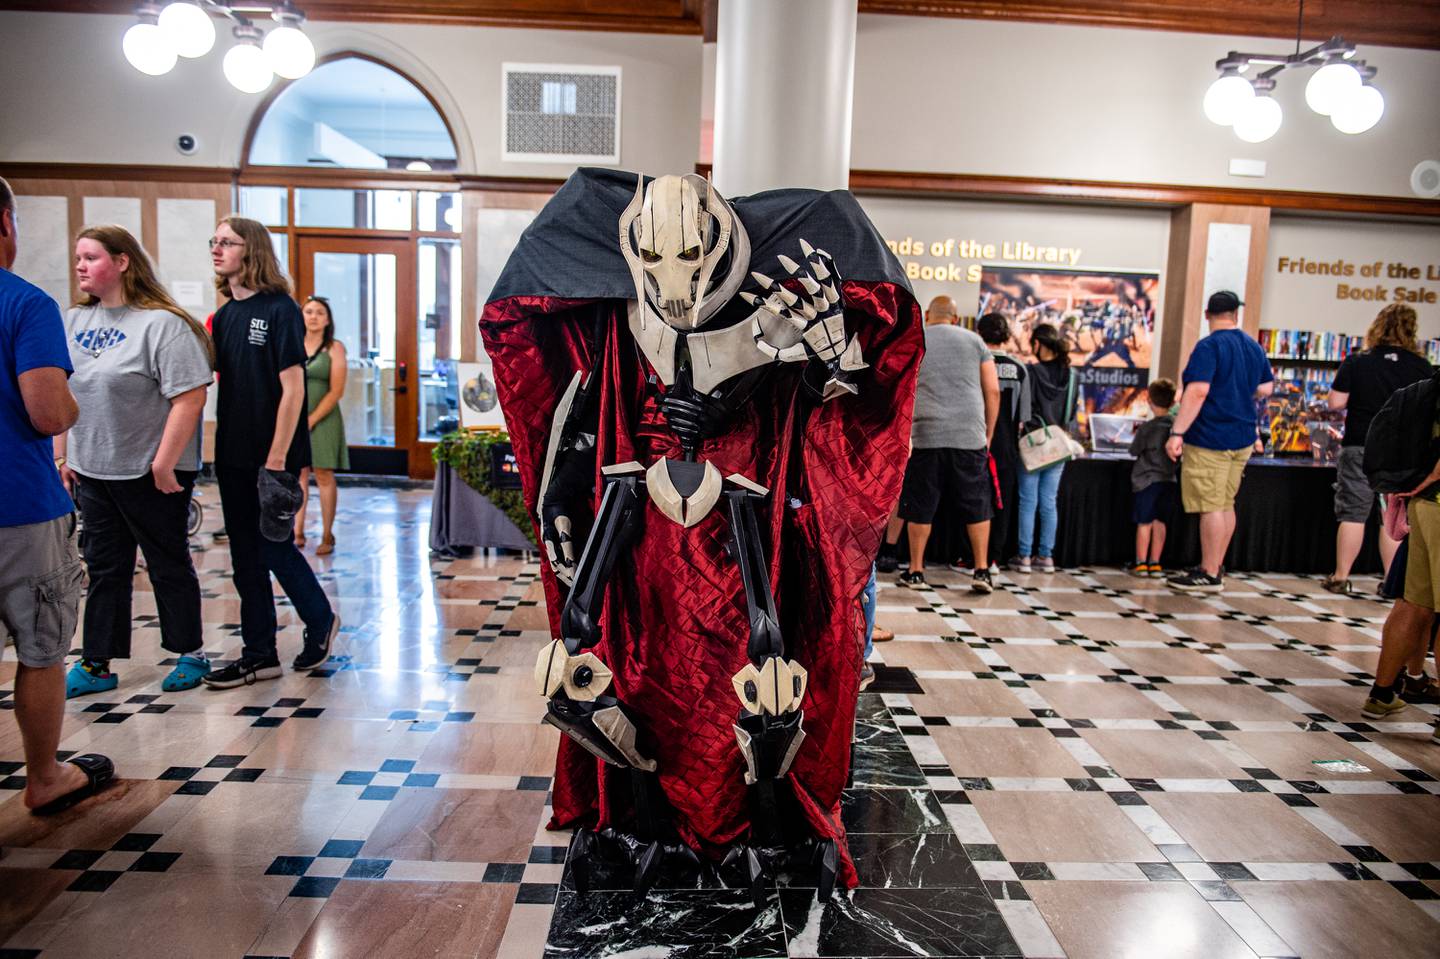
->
[316,535,335,556]
[65,662,118,700]
[30,754,115,816]
[162,655,211,692]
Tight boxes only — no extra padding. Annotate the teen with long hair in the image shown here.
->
[58,225,215,697]
[202,216,338,688]
[294,294,348,554]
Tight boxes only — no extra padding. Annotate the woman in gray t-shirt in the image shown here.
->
[56,225,215,699]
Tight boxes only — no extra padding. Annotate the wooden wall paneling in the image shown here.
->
[1155,202,1272,379]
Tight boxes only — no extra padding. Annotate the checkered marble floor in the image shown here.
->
[1,482,1436,958]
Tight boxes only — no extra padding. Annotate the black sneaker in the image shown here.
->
[897,570,931,591]
[1400,672,1440,706]
[202,656,282,689]
[859,664,876,691]
[876,549,899,574]
[1166,569,1224,593]
[971,568,994,595]
[293,612,341,671]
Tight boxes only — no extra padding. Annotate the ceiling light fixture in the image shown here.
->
[122,1,315,92]
[1202,0,1383,141]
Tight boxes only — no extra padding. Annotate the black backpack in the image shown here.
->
[1363,371,1440,493]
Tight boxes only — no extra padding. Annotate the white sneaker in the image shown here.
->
[1036,557,1056,573]
[1007,557,1032,574]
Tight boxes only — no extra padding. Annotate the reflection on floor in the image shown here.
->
[1,482,1437,958]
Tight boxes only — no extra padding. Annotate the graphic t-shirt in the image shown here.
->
[65,305,212,479]
[0,268,76,527]
[1182,328,1274,451]
[212,291,310,472]
[911,324,993,450]
[990,351,1030,469]
[1331,346,1434,448]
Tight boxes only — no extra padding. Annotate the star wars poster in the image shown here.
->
[977,267,1159,437]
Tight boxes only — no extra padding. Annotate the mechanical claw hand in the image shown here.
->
[742,240,867,399]
[535,640,657,771]
[540,505,578,586]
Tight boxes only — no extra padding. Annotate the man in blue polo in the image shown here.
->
[0,177,114,813]
[1164,291,1274,593]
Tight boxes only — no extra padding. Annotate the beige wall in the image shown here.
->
[1265,216,1440,338]
[851,15,1440,199]
[0,12,702,178]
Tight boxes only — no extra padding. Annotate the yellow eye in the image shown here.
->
[640,249,661,264]
[678,246,701,262]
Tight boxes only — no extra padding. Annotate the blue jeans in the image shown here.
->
[862,564,877,660]
[1017,461,1066,560]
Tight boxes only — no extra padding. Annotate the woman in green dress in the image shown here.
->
[295,295,348,555]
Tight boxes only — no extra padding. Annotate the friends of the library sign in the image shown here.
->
[886,236,1083,283]
[1276,256,1439,305]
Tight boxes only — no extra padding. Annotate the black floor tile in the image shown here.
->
[547,889,784,958]
[776,886,1020,957]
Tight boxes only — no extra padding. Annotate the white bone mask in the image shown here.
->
[619,173,750,333]
[639,176,704,323]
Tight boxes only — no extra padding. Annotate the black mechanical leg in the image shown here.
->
[536,470,700,895]
[722,488,837,905]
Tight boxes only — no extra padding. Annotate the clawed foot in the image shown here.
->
[566,827,702,896]
[720,837,838,908]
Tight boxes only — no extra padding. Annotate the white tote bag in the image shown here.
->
[1019,424,1076,471]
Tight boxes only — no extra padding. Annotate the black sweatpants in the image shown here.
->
[216,466,332,661]
[76,470,202,660]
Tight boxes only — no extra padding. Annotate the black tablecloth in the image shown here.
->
[429,464,535,555]
[930,455,1382,575]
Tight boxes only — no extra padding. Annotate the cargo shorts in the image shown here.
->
[0,513,83,668]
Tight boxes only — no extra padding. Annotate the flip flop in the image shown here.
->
[30,754,115,816]
[162,655,211,692]
[65,663,118,700]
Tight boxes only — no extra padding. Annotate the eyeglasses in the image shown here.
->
[208,239,245,251]
[307,295,329,304]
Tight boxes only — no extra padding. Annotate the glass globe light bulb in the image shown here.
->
[263,25,316,80]
[1203,74,1254,126]
[1305,62,1361,116]
[223,41,273,94]
[122,21,177,77]
[1233,95,1283,143]
[1331,84,1385,134]
[157,1,215,59]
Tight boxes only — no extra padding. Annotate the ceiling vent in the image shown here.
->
[502,63,621,164]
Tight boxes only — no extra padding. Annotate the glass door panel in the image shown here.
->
[312,251,398,446]
[297,236,416,474]
[418,237,462,441]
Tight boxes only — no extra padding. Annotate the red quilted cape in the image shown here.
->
[481,281,920,888]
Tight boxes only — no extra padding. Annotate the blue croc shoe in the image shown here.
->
[162,655,211,692]
[65,662,118,700]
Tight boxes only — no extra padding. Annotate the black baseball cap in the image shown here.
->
[1205,290,1244,314]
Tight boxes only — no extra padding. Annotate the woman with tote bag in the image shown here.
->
[1012,324,1079,573]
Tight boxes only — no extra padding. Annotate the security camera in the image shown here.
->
[176,134,198,156]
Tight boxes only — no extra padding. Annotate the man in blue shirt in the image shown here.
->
[0,177,114,813]
[1164,291,1274,592]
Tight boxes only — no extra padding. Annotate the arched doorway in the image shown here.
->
[239,54,464,478]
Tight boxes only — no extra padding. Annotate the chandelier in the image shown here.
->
[122,1,315,94]
[1201,2,1383,143]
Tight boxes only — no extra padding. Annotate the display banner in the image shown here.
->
[976,267,1158,438]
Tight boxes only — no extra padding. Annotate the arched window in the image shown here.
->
[248,56,458,171]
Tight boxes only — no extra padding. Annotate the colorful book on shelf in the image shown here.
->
[1257,328,1364,362]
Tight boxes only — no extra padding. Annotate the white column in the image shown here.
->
[712,0,858,197]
